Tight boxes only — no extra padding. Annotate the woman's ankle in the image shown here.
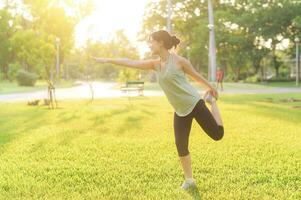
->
[185,177,195,183]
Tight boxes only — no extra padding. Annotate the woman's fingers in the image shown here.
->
[90,56,107,63]
[213,90,218,98]
[209,89,218,100]
[90,55,97,60]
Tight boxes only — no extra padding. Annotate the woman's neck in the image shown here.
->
[159,50,170,62]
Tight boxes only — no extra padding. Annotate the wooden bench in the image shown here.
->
[120,81,144,96]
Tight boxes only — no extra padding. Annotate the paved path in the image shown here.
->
[1,81,301,102]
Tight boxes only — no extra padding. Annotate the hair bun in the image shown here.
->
[171,35,180,48]
[150,30,181,50]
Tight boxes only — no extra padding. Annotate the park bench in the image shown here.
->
[120,81,144,96]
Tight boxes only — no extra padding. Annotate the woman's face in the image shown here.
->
[148,36,162,55]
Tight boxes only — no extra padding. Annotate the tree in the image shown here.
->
[139,0,301,82]
[0,8,13,80]
[10,30,55,75]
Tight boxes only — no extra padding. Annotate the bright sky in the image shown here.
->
[75,0,151,57]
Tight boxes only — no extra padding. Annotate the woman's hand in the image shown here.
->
[207,87,218,100]
[90,55,108,63]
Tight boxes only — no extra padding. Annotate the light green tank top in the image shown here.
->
[155,53,202,117]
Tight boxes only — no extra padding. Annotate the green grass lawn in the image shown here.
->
[0,94,300,199]
[0,80,79,95]
[142,81,301,91]
[257,81,301,88]
[1,80,300,96]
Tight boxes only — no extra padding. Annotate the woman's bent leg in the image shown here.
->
[210,100,223,126]
[192,99,224,141]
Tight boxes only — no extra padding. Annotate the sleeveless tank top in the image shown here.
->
[155,53,202,117]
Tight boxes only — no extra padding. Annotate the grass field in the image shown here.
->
[0,93,300,199]
[0,80,79,95]
[142,81,301,91]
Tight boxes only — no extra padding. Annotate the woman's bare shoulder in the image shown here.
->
[171,53,187,70]
[172,53,188,62]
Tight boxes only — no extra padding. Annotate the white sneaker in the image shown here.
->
[180,178,197,190]
[203,91,216,105]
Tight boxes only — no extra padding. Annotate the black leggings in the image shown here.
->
[173,99,224,157]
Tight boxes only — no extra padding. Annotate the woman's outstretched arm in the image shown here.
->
[90,56,158,71]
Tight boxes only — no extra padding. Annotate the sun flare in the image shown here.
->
[75,0,151,57]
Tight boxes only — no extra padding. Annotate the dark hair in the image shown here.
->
[150,30,180,49]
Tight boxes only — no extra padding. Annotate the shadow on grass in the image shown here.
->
[221,93,301,104]
[221,93,301,125]
[0,133,14,147]
[0,106,48,152]
[116,115,144,134]
[91,108,130,126]
[140,108,155,116]
[186,187,202,200]
[247,101,301,124]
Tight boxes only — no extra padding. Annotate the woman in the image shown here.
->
[91,30,224,190]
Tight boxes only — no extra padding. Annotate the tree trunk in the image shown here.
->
[275,65,279,78]
[235,67,240,82]
[2,64,9,80]
[272,43,278,78]
[260,66,264,82]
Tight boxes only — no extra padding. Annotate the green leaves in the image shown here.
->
[0,0,96,81]
[140,0,301,81]
[10,30,55,77]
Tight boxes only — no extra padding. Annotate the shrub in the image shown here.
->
[16,69,38,86]
[117,68,139,83]
[244,74,259,83]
